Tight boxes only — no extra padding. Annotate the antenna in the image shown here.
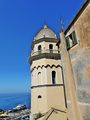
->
[59,19,64,30]
[44,19,47,26]
[60,19,64,30]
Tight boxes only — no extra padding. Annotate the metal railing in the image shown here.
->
[31,49,59,56]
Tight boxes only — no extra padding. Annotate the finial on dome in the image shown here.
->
[34,37,37,41]
[44,25,48,29]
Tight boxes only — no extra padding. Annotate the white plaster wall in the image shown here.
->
[31,87,48,114]
[47,86,66,110]
[31,86,66,116]
[31,59,61,69]
[31,59,62,86]
[31,40,66,117]
[57,67,63,84]
[41,67,47,84]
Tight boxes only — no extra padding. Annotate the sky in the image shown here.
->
[0,0,85,93]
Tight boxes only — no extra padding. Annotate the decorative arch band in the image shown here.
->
[31,64,62,72]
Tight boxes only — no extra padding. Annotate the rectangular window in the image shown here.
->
[66,31,78,50]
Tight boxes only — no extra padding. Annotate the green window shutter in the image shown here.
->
[72,31,77,45]
[65,31,77,50]
[66,37,70,50]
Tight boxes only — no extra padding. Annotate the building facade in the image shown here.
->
[30,0,90,120]
[64,1,90,119]
[30,25,67,120]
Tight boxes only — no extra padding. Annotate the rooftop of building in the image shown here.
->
[34,25,57,40]
[65,0,90,34]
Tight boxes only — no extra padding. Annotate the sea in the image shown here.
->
[0,93,31,110]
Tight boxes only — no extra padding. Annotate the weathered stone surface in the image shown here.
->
[65,1,90,120]
[66,1,90,48]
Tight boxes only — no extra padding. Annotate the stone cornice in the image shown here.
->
[32,38,58,49]
[30,53,61,65]
[31,84,64,89]
[31,64,62,72]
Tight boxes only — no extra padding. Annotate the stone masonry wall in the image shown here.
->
[65,1,90,120]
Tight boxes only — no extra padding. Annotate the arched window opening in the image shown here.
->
[38,45,41,50]
[49,44,53,49]
[38,72,42,85]
[52,71,56,84]
[38,95,42,99]
[38,72,41,75]
[38,45,42,54]
[49,44,53,53]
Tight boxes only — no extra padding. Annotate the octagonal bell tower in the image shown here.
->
[30,25,67,119]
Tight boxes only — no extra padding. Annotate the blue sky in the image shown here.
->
[0,0,85,93]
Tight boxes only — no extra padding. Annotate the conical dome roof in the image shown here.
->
[35,25,57,40]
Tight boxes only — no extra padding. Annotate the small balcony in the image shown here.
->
[31,49,60,57]
[30,49,61,65]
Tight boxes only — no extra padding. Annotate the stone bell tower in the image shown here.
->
[30,25,67,119]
